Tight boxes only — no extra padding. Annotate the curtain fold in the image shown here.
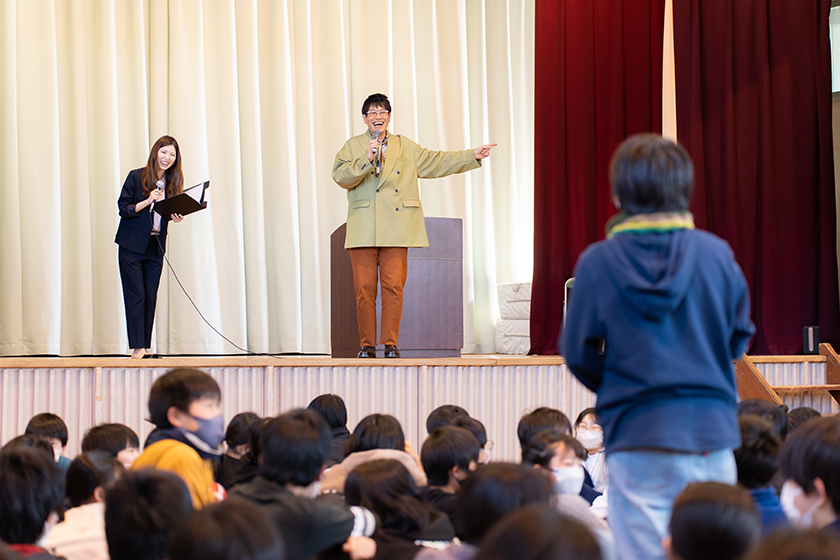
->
[0,0,535,356]
[529,0,665,355]
[673,0,839,354]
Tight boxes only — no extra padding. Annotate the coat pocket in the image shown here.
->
[402,199,421,208]
[352,199,371,209]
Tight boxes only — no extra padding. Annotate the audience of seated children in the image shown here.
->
[744,529,840,560]
[132,368,225,508]
[426,405,470,434]
[229,409,376,560]
[104,469,194,560]
[167,497,285,560]
[0,448,66,560]
[43,452,123,560]
[733,415,790,535]
[450,416,492,464]
[81,424,141,468]
[25,413,72,473]
[214,412,259,489]
[575,408,607,493]
[308,394,352,466]
[419,426,480,525]
[778,415,840,533]
[345,459,454,560]
[664,482,761,560]
[473,504,602,560]
[785,407,821,437]
[415,462,553,560]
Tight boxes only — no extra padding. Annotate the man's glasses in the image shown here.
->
[365,110,390,117]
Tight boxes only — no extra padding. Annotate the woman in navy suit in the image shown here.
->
[115,136,185,358]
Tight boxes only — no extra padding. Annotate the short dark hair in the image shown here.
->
[361,93,391,115]
[1,435,55,459]
[574,408,598,429]
[738,399,788,439]
[82,423,140,456]
[426,405,470,434]
[451,416,487,448]
[25,413,68,446]
[517,407,571,450]
[743,529,840,560]
[421,427,480,486]
[65,451,124,507]
[786,407,821,436]
[148,369,221,429]
[734,415,781,489]
[307,395,347,430]
[474,504,601,560]
[669,482,761,560]
[610,133,694,215]
[261,409,330,487]
[168,497,285,560]
[0,448,65,544]
[105,469,194,560]
[345,414,405,457]
[779,415,840,513]
[522,431,584,467]
[456,463,552,545]
[225,412,260,448]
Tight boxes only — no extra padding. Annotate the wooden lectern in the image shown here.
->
[331,217,464,358]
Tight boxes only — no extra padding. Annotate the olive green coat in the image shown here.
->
[332,131,481,248]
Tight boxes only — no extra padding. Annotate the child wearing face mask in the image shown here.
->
[778,415,840,534]
[574,408,607,493]
[133,368,226,508]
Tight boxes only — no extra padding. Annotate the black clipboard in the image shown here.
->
[154,181,210,221]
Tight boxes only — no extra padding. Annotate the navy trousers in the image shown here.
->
[119,235,164,350]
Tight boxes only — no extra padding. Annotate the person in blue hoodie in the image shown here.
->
[560,133,755,560]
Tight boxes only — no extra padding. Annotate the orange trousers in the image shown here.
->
[348,247,408,347]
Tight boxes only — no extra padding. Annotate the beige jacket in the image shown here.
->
[332,131,480,248]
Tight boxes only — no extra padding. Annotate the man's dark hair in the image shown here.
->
[517,407,572,450]
[743,529,840,560]
[345,414,405,457]
[786,407,821,436]
[168,498,285,560]
[81,423,140,456]
[66,451,124,507]
[426,405,470,434]
[24,412,68,447]
[734,415,781,489]
[361,93,391,115]
[610,133,694,216]
[521,431,585,467]
[779,415,840,514]
[0,448,64,544]
[421,427,480,486]
[669,482,761,560]
[738,399,788,439]
[225,412,260,448]
[451,416,487,448]
[456,463,552,545]
[105,469,194,560]
[147,368,221,429]
[307,394,347,430]
[261,409,330,487]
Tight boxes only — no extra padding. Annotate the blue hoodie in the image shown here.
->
[560,228,754,453]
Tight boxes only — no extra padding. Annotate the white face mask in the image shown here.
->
[576,429,603,450]
[552,465,585,496]
[780,479,822,528]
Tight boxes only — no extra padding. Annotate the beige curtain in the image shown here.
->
[0,0,535,356]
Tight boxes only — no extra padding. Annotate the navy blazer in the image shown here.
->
[114,168,169,254]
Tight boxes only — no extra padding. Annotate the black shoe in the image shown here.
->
[357,346,377,358]
[384,345,401,358]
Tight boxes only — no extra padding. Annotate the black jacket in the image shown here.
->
[115,168,170,253]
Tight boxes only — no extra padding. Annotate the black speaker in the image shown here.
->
[803,326,820,355]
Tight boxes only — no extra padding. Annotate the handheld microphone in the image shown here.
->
[372,131,381,175]
[372,130,380,154]
[150,182,164,211]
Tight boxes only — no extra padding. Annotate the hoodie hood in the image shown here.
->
[603,229,699,320]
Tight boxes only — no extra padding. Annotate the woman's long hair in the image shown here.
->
[140,135,184,197]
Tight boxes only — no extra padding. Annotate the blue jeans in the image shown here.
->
[606,449,736,560]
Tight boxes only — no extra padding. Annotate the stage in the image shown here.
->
[0,354,834,463]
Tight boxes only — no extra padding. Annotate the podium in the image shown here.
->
[331,218,464,358]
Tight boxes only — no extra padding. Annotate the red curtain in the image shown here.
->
[529,0,666,354]
[673,0,838,354]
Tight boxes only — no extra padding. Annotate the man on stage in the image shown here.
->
[332,93,495,358]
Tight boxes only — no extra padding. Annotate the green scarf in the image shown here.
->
[606,211,695,240]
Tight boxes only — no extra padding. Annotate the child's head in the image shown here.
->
[65,451,124,508]
[344,413,405,457]
[786,407,821,436]
[105,469,194,560]
[451,416,492,464]
[779,415,840,529]
[24,413,69,462]
[0,448,65,545]
[665,482,761,560]
[344,459,428,535]
[148,369,223,447]
[307,394,348,430]
[574,408,604,453]
[517,407,572,450]
[82,423,141,468]
[261,409,331,488]
[421,426,480,487]
[426,405,470,434]
[734,415,781,490]
[522,431,586,495]
[223,412,259,456]
[738,399,788,439]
